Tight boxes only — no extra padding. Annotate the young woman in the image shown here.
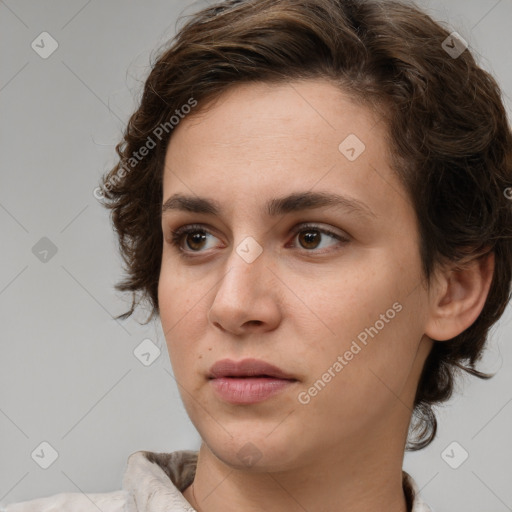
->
[4,0,511,510]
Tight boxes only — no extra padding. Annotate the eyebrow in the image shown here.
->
[161,191,376,219]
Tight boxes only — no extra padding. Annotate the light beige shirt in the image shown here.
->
[1,450,434,511]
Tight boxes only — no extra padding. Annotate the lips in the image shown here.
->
[208,358,298,404]
[208,358,296,380]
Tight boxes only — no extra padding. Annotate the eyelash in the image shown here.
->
[167,223,349,259]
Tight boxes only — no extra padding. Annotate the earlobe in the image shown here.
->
[424,251,495,342]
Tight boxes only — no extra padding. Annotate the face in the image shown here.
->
[158,79,434,471]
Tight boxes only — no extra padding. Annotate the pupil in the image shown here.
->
[301,230,319,249]
[188,232,206,250]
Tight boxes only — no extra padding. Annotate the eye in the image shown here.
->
[168,223,219,254]
[166,222,349,258]
[288,223,349,253]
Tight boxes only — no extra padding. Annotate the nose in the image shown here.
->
[207,241,282,336]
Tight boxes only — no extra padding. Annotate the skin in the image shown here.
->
[157,79,494,512]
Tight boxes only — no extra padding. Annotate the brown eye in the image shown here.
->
[290,224,349,253]
[297,229,322,249]
[183,231,208,251]
[169,224,218,254]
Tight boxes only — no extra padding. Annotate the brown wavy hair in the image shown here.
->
[99,0,512,450]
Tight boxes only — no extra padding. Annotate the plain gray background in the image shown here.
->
[1,0,511,510]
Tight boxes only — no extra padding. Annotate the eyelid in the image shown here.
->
[288,223,350,243]
[170,223,219,242]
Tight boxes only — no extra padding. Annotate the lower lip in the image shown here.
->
[209,377,296,404]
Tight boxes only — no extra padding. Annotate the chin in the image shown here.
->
[200,426,302,473]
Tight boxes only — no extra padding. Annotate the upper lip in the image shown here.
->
[208,358,297,380]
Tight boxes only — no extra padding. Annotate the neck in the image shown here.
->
[183,423,410,512]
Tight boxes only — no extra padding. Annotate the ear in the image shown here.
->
[424,251,495,341]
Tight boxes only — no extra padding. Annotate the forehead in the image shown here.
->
[166,78,384,159]
[161,78,409,222]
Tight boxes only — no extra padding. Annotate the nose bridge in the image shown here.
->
[220,233,267,296]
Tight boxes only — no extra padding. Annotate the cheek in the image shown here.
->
[158,258,204,330]
[158,268,202,373]
[293,312,421,445]
[289,259,386,350]
[295,256,422,389]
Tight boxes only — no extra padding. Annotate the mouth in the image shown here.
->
[208,358,297,380]
[208,358,298,404]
